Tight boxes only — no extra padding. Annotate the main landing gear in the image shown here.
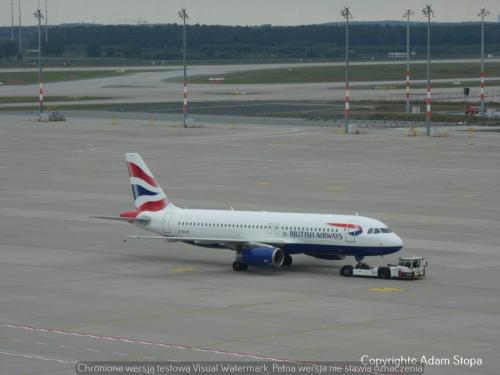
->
[283,254,293,267]
[232,261,248,271]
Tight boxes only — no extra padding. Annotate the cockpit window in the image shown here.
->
[368,227,393,235]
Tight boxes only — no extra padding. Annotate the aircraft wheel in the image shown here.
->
[283,254,293,267]
[378,267,390,279]
[232,261,248,272]
[340,265,353,277]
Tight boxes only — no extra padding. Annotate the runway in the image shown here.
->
[1,61,500,109]
[0,113,499,374]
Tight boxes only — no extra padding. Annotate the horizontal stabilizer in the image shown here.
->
[128,235,178,241]
[90,216,150,223]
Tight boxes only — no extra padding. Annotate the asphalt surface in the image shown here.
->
[0,113,499,374]
[1,61,500,109]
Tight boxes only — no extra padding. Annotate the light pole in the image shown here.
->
[178,8,189,128]
[404,9,414,114]
[479,7,490,115]
[341,6,352,134]
[11,0,15,41]
[34,8,44,119]
[45,0,48,43]
[422,5,434,136]
[18,0,22,57]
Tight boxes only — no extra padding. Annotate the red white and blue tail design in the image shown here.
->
[126,153,169,212]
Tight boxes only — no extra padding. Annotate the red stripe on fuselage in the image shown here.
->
[127,162,158,187]
[327,223,360,230]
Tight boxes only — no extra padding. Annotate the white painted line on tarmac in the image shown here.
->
[59,345,74,350]
[9,338,23,342]
[0,322,385,374]
[35,341,48,346]
[0,349,76,364]
[85,348,100,352]
[113,352,127,357]
[0,322,305,363]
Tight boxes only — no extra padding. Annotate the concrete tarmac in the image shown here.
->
[0,114,499,374]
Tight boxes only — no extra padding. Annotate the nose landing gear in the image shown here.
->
[355,256,370,270]
[282,254,293,267]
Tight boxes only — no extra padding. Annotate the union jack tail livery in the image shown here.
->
[126,153,169,212]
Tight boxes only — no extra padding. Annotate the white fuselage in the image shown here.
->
[136,206,403,258]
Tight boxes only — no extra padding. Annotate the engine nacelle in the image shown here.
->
[305,253,345,261]
[238,247,284,267]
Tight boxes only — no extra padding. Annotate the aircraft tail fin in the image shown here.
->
[125,153,170,212]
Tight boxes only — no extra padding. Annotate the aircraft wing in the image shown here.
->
[127,235,290,249]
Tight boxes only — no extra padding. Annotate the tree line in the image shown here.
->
[1,22,499,61]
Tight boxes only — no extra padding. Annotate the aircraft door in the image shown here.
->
[267,223,273,235]
[267,223,280,237]
[162,212,172,234]
[344,220,358,243]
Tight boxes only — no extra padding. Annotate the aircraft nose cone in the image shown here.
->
[393,233,404,249]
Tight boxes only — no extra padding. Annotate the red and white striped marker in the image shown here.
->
[183,80,188,114]
[405,70,411,101]
[39,81,44,113]
[344,84,350,117]
[426,84,432,118]
[480,71,485,104]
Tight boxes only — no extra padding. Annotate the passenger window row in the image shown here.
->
[178,222,269,229]
[176,222,340,233]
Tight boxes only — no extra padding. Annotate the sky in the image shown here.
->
[1,0,500,27]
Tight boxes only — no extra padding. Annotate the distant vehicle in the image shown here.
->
[340,256,427,279]
[466,105,479,116]
[93,154,403,272]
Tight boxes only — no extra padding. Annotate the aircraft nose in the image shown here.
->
[392,233,404,249]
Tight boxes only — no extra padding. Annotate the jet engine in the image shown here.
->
[238,247,284,267]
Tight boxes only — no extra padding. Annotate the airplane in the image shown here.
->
[93,153,404,272]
